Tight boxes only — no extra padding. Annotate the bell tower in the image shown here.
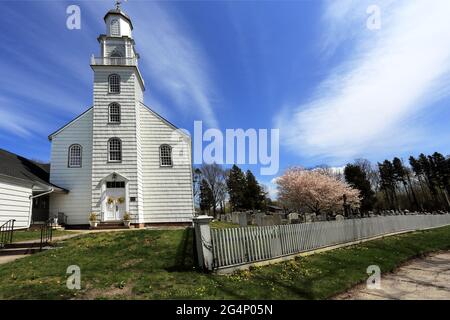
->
[93,0,141,67]
[90,1,145,223]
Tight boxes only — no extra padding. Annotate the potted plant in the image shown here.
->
[107,197,114,205]
[89,212,98,228]
[123,212,131,228]
[117,197,125,204]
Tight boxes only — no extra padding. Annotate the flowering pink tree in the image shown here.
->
[277,167,360,217]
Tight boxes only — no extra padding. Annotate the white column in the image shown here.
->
[193,215,214,271]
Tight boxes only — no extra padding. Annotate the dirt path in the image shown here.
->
[335,251,450,300]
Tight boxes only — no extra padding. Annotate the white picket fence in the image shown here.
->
[210,214,450,269]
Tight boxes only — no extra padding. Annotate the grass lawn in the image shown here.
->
[11,229,78,243]
[210,220,239,228]
[0,225,449,299]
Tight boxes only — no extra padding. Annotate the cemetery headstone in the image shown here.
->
[255,212,265,226]
[238,212,248,227]
[288,212,299,223]
[262,215,275,226]
[272,214,282,225]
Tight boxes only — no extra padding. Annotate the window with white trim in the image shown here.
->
[109,103,121,123]
[110,19,120,36]
[108,138,122,162]
[108,74,120,93]
[160,145,172,167]
[68,144,82,167]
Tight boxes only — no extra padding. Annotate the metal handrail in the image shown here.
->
[0,219,15,248]
[39,220,53,251]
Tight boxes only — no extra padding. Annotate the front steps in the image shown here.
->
[92,221,132,230]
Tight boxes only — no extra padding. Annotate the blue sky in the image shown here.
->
[1,0,450,198]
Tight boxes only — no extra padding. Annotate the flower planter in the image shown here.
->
[90,221,98,228]
[123,220,131,228]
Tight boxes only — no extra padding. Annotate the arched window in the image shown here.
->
[110,19,120,36]
[108,74,120,93]
[108,138,122,162]
[108,103,121,123]
[68,144,82,168]
[159,145,173,167]
[110,50,123,58]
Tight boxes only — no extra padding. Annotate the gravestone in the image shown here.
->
[225,213,232,222]
[262,215,275,226]
[238,212,248,227]
[288,212,300,224]
[231,212,240,224]
[272,214,282,225]
[335,214,345,221]
[255,213,265,226]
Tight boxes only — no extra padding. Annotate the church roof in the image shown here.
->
[48,107,93,141]
[104,8,133,30]
[0,149,68,192]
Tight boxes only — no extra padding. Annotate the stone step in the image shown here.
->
[94,225,129,230]
[91,221,130,230]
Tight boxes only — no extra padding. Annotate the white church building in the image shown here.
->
[46,6,194,227]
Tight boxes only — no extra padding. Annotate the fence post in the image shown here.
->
[193,215,214,271]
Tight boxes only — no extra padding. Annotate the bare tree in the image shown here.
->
[192,168,202,211]
[200,163,227,218]
[354,159,380,191]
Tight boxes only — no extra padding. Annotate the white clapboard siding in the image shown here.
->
[50,109,93,225]
[211,215,450,269]
[0,181,32,229]
[91,67,143,217]
[140,103,194,223]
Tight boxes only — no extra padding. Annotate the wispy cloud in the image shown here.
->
[0,96,49,138]
[126,2,219,128]
[277,0,450,164]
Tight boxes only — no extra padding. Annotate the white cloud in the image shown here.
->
[277,0,450,164]
[128,2,219,128]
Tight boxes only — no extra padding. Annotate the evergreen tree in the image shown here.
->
[392,157,419,210]
[199,179,213,214]
[226,165,247,211]
[378,160,399,209]
[429,152,450,209]
[344,164,375,211]
[244,170,262,210]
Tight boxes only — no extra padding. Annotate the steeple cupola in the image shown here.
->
[104,3,133,38]
[92,1,140,64]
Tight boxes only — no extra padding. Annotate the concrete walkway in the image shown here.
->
[336,251,450,300]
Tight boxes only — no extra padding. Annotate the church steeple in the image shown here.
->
[91,1,141,67]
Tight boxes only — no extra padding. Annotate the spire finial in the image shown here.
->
[115,0,121,10]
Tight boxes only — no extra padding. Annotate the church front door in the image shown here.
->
[104,181,126,221]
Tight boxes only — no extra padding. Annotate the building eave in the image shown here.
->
[104,9,133,30]
[140,102,191,139]
[48,107,93,141]
[90,64,145,91]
